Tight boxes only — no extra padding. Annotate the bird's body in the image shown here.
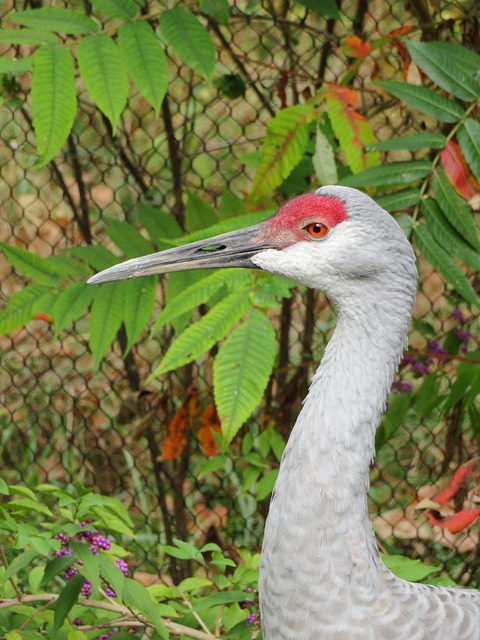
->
[89,186,480,639]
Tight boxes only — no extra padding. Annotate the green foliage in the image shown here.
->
[10,7,99,35]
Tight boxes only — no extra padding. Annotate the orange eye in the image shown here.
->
[305,222,328,238]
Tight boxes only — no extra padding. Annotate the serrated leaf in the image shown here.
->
[250,104,314,201]
[406,40,480,102]
[0,29,58,45]
[382,554,439,582]
[78,34,129,135]
[421,199,480,273]
[90,0,137,19]
[414,224,479,308]
[118,21,167,114]
[89,282,126,369]
[457,118,480,184]
[425,42,480,77]
[0,285,52,334]
[53,573,85,633]
[11,8,98,35]
[106,220,152,258]
[213,309,276,445]
[200,0,229,25]
[432,171,480,251]
[340,161,431,188]
[313,125,337,185]
[375,189,420,212]
[0,243,60,284]
[371,132,446,152]
[138,205,183,246]
[53,282,95,337]
[31,46,76,166]
[151,289,250,376]
[69,245,118,271]
[152,269,248,331]
[123,276,156,355]
[185,192,218,232]
[325,85,379,174]
[47,254,91,278]
[160,7,215,81]
[378,81,464,123]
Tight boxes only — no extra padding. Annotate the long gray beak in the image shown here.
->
[87,223,278,285]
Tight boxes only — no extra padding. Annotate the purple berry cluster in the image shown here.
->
[452,308,472,354]
[54,521,128,601]
[239,587,258,627]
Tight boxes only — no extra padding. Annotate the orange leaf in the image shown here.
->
[197,403,221,457]
[434,459,476,505]
[341,36,372,58]
[428,509,480,534]
[34,313,53,323]
[162,386,201,461]
[441,140,479,199]
[385,26,416,38]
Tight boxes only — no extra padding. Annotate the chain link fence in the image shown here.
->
[1,0,479,588]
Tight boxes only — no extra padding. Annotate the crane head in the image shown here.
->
[88,186,416,304]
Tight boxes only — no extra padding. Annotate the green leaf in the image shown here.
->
[457,118,480,184]
[89,0,137,19]
[415,374,441,421]
[424,41,480,78]
[214,309,276,445]
[376,392,411,449]
[178,576,213,592]
[42,555,76,586]
[406,40,480,102]
[151,288,250,376]
[421,199,480,273]
[1,550,39,584]
[106,220,152,258]
[414,224,479,308]
[313,125,337,185]
[47,254,91,278]
[371,132,446,152]
[0,29,58,45]
[78,34,129,135]
[31,46,76,166]
[295,0,341,19]
[256,469,279,501]
[118,21,168,114]
[160,7,215,81]
[123,276,156,354]
[89,282,126,369]
[0,285,52,334]
[4,497,52,516]
[0,56,33,75]
[138,205,183,246]
[70,541,100,594]
[123,579,168,638]
[185,192,218,232]
[152,270,248,331]
[10,8,98,35]
[53,573,85,633]
[0,243,60,284]
[382,554,439,582]
[432,171,480,251]
[194,590,247,611]
[250,104,315,201]
[69,245,118,271]
[378,81,464,123]
[53,282,95,337]
[339,161,431,188]
[200,0,230,25]
[98,557,126,597]
[375,189,420,212]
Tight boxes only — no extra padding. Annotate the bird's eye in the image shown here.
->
[305,222,328,238]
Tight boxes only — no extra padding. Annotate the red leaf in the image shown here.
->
[441,140,479,199]
[385,26,416,38]
[341,36,372,58]
[162,386,202,461]
[34,313,53,323]
[428,509,480,534]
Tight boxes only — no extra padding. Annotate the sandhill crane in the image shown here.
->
[89,186,480,639]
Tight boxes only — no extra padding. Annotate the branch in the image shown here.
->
[0,594,221,640]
